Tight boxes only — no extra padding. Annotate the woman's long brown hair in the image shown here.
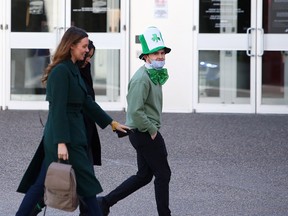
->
[41,26,88,85]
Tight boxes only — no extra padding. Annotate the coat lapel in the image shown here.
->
[66,60,87,93]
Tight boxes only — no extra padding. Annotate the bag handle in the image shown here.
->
[57,159,70,164]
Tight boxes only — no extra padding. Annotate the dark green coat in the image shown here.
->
[43,59,112,197]
[17,137,45,194]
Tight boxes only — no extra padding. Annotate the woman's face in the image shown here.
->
[70,37,89,63]
[81,48,95,68]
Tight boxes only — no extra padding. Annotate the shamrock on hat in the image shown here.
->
[139,26,171,59]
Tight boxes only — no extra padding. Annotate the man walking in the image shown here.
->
[98,26,172,216]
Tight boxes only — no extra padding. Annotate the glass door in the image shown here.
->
[194,0,288,114]
[194,0,256,113]
[66,0,127,109]
[5,0,128,110]
[257,0,288,113]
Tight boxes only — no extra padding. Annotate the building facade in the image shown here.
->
[1,0,288,114]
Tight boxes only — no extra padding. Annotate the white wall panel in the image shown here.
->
[130,0,194,113]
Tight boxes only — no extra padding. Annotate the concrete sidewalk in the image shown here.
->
[0,110,288,216]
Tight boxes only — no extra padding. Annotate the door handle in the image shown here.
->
[258,28,264,57]
[54,27,65,42]
[246,27,255,57]
[0,24,8,30]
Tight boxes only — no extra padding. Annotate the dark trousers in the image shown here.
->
[83,196,103,216]
[105,130,171,216]
[16,162,46,216]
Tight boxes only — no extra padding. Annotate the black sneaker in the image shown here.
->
[97,196,110,216]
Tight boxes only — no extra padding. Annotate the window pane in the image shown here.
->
[71,0,120,32]
[11,0,52,32]
[199,50,250,103]
[263,0,288,33]
[11,49,120,102]
[91,49,120,102]
[11,49,49,100]
[199,51,220,97]
[199,0,251,34]
[262,51,288,105]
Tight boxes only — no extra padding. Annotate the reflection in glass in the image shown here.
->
[263,0,288,33]
[71,0,120,32]
[11,0,50,32]
[262,51,288,104]
[11,49,120,102]
[199,0,250,34]
[199,51,220,97]
[90,49,120,102]
[11,49,50,100]
[199,50,250,103]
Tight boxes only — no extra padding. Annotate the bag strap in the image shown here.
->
[43,206,47,216]
[38,111,44,128]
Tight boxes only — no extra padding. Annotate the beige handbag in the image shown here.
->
[44,161,79,212]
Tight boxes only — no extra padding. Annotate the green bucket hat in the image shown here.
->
[139,26,171,59]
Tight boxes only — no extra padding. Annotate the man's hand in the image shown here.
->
[151,132,157,140]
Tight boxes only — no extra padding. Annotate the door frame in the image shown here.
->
[0,0,4,110]
[256,0,288,114]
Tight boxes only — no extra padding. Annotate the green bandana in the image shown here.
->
[147,68,169,85]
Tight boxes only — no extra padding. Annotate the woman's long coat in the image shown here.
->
[17,137,45,194]
[79,62,102,166]
[17,60,112,196]
[17,59,113,197]
[44,59,112,197]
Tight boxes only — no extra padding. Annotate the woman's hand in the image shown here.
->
[111,120,130,133]
[58,143,69,160]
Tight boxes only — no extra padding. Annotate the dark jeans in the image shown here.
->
[105,130,171,216]
[16,162,46,216]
